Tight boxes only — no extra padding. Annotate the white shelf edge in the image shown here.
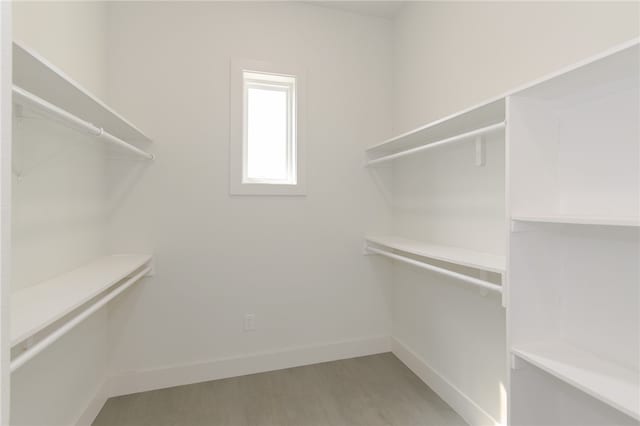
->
[366,101,505,153]
[512,215,640,227]
[13,40,152,142]
[512,342,640,421]
[365,235,505,274]
[10,254,152,347]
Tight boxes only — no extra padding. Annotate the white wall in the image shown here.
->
[11,2,110,424]
[392,1,640,133]
[104,1,393,384]
[390,2,639,425]
[13,1,108,99]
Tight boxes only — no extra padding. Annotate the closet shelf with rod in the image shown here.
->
[13,86,154,160]
[365,97,505,166]
[10,254,152,372]
[13,41,153,159]
[366,122,505,166]
[364,235,504,294]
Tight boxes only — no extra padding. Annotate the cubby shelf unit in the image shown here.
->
[508,40,639,425]
[13,41,153,160]
[10,254,152,371]
[509,42,639,225]
[512,342,640,421]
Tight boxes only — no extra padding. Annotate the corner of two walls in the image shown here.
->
[389,2,640,425]
[102,2,394,393]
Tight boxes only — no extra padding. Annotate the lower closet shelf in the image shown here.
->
[11,254,152,347]
[365,235,505,273]
[512,342,640,420]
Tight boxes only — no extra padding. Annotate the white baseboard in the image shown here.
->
[74,380,110,426]
[107,335,391,398]
[79,335,499,426]
[392,337,501,426]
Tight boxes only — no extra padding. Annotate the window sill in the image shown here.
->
[229,182,306,196]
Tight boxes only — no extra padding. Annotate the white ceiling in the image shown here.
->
[310,1,406,19]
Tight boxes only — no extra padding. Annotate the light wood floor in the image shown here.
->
[93,353,467,426]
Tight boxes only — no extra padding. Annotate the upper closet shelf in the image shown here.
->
[365,98,505,166]
[512,342,640,421]
[13,41,153,159]
[512,215,640,228]
[366,40,639,168]
[11,254,152,348]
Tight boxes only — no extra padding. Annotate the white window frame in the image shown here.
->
[230,59,305,195]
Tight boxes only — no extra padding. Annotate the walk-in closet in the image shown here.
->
[0,2,638,425]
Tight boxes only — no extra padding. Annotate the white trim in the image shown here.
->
[107,335,390,397]
[230,58,306,196]
[73,381,109,426]
[392,337,501,426]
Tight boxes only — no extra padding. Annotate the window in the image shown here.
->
[244,72,295,184]
[230,60,305,195]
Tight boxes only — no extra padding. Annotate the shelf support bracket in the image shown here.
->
[475,136,485,167]
[511,353,527,370]
[363,242,375,256]
[14,104,24,120]
[501,274,507,308]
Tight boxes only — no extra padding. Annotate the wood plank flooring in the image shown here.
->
[93,353,467,426]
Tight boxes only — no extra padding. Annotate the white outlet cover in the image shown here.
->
[244,314,256,331]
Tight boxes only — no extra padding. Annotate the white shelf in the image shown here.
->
[365,235,505,274]
[366,98,505,159]
[10,254,152,347]
[512,342,640,421]
[512,215,640,227]
[13,41,151,142]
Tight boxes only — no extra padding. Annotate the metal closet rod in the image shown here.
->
[366,121,506,166]
[12,85,154,160]
[10,266,151,373]
[366,245,502,294]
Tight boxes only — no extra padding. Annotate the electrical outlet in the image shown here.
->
[243,314,256,331]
